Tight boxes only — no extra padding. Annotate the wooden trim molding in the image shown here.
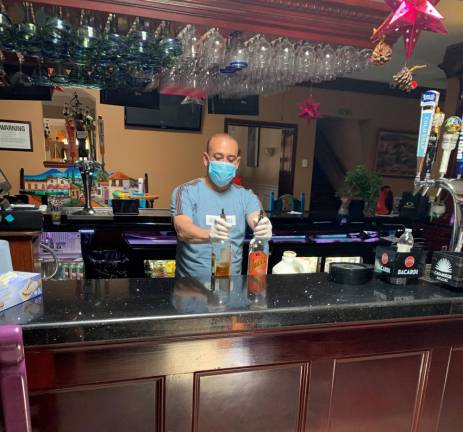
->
[27,0,388,47]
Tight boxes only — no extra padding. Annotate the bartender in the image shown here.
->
[171,133,272,277]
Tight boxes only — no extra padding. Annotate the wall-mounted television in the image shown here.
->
[125,95,203,132]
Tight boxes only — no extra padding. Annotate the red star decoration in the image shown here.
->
[373,0,447,60]
[298,96,321,125]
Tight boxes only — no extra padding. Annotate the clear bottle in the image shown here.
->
[212,209,232,277]
[397,228,414,253]
[247,211,269,276]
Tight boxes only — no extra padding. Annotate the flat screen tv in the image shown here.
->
[125,95,203,132]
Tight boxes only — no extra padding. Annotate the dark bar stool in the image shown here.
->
[0,325,32,432]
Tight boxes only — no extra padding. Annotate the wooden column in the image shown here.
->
[0,231,41,273]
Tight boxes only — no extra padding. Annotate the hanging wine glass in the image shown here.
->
[0,50,9,86]
[180,25,201,61]
[339,45,356,74]
[295,41,315,83]
[98,13,127,67]
[31,55,52,86]
[157,25,182,69]
[202,28,225,69]
[356,48,372,71]
[69,10,100,87]
[71,11,99,66]
[228,35,248,71]
[321,44,336,81]
[0,1,13,50]
[310,44,325,83]
[251,35,271,86]
[10,51,32,87]
[40,7,72,84]
[13,2,41,57]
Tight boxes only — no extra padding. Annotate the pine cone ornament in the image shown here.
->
[370,39,392,66]
[393,67,413,91]
[392,65,427,92]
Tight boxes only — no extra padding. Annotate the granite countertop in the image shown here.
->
[2,274,463,346]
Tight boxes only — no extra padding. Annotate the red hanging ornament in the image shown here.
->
[298,96,321,125]
[372,0,447,60]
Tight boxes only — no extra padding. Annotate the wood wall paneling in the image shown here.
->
[194,364,308,432]
[29,378,164,432]
[24,320,463,431]
[437,347,463,432]
[325,352,429,432]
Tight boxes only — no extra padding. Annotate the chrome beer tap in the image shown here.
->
[414,92,463,251]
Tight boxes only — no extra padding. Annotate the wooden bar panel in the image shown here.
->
[437,347,463,432]
[165,374,194,432]
[417,347,452,432]
[26,0,388,48]
[24,320,463,431]
[306,359,336,432]
[194,364,305,432]
[326,352,429,432]
[29,379,163,432]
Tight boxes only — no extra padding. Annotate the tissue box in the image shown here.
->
[0,271,42,312]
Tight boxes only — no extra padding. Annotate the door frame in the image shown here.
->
[224,118,298,196]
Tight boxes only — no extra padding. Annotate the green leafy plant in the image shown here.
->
[337,165,382,216]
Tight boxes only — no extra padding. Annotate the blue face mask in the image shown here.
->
[208,161,237,188]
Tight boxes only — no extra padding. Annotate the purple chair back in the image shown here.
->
[0,325,31,432]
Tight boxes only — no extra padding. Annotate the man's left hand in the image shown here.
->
[253,216,272,241]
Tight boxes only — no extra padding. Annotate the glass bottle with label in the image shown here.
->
[212,209,232,277]
[247,211,269,276]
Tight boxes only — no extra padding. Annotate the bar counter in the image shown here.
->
[5,274,463,346]
[3,274,463,431]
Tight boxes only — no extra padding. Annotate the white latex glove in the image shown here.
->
[253,216,272,241]
[209,217,231,243]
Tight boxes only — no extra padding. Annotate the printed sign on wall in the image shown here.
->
[0,120,33,151]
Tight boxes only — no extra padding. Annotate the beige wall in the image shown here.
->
[0,85,426,209]
[0,87,315,209]
[0,99,46,193]
[314,91,421,196]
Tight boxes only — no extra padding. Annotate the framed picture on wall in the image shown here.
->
[0,120,33,151]
[247,126,260,168]
[375,130,418,177]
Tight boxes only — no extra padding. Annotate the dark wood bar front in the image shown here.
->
[4,275,463,432]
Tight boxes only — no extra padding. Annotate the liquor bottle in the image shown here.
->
[247,211,269,276]
[212,209,232,277]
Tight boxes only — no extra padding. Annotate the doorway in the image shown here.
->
[225,119,297,207]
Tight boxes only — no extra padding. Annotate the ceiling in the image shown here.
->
[350,0,463,89]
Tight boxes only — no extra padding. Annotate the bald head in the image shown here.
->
[203,133,241,173]
[206,133,240,157]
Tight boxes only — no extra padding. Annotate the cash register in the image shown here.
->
[0,168,43,231]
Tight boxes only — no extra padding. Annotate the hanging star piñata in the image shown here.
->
[298,96,321,125]
[372,0,447,60]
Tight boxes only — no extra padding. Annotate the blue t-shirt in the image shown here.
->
[171,178,261,277]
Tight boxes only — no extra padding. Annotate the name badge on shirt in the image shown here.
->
[206,215,236,226]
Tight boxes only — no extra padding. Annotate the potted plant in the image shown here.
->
[337,165,382,217]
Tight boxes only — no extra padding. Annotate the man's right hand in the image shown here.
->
[209,217,231,243]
